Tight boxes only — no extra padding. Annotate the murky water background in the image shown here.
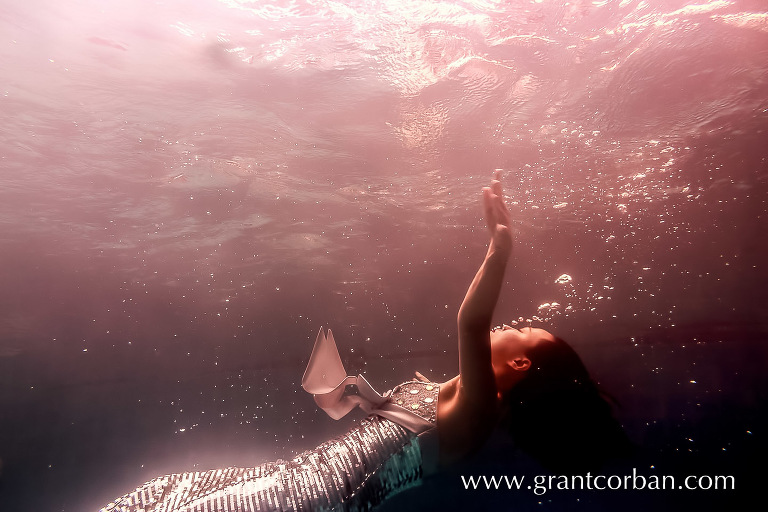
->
[1,0,766,510]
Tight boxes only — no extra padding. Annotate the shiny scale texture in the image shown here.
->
[102,381,439,512]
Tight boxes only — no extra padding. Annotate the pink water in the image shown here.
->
[1,0,766,510]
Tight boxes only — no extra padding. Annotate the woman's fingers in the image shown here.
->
[483,187,495,232]
[483,171,513,249]
[490,173,512,220]
[485,172,513,232]
[491,179,503,197]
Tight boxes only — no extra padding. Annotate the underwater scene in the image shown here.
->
[0,0,766,510]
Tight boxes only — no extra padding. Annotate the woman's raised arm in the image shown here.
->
[455,171,513,402]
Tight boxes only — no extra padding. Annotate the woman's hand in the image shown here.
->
[482,170,513,253]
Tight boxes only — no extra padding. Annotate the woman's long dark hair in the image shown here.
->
[500,337,632,474]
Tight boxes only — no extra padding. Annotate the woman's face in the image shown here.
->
[490,325,555,391]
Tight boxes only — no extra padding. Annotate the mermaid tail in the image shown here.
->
[100,414,423,512]
[100,328,439,511]
[302,328,434,434]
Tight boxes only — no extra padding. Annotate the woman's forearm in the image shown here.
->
[458,239,511,332]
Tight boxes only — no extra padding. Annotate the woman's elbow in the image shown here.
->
[457,308,491,332]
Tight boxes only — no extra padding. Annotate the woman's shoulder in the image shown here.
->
[436,375,497,463]
[437,375,497,431]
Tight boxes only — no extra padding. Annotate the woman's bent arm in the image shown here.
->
[456,173,513,400]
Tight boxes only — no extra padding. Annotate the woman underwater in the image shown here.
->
[101,172,629,511]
